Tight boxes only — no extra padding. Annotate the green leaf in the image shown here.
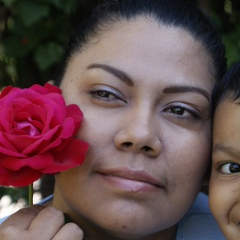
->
[44,0,77,14]
[15,0,50,27]
[34,42,64,71]
[223,24,240,66]
[1,0,17,7]
[61,0,77,14]
[44,0,62,9]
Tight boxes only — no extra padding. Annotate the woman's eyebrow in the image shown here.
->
[213,144,240,158]
[87,63,134,86]
[86,64,210,102]
[163,85,210,102]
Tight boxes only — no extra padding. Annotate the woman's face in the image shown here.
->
[54,18,214,239]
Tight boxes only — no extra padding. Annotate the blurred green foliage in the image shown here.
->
[0,0,239,204]
[0,0,98,88]
[205,0,240,66]
[0,185,28,203]
[1,0,240,89]
[0,0,100,205]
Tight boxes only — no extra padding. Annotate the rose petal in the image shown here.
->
[0,147,25,158]
[22,127,60,155]
[0,164,9,174]
[0,86,14,99]
[0,132,21,155]
[1,154,54,171]
[42,99,67,125]
[31,83,61,95]
[58,118,75,139]
[15,121,40,136]
[0,83,88,187]
[0,108,12,133]
[66,105,83,124]
[0,167,42,187]
[7,134,39,154]
[42,139,89,173]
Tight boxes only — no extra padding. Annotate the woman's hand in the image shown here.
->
[0,205,84,240]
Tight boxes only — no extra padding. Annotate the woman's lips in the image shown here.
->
[97,168,164,193]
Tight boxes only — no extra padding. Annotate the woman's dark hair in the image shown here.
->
[55,0,226,86]
[213,62,240,111]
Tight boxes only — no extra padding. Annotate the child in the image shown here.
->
[210,62,240,240]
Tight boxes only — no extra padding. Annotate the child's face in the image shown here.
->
[210,98,240,240]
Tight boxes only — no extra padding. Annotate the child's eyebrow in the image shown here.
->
[213,144,240,158]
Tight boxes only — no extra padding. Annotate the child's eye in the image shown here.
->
[219,162,240,174]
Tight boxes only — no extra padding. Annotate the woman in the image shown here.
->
[0,0,227,239]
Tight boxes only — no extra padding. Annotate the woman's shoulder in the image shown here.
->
[176,192,226,240]
[0,216,8,224]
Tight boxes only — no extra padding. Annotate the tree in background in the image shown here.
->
[198,0,240,66]
[0,0,239,204]
[0,0,99,88]
[1,0,240,89]
[0,0,99,205]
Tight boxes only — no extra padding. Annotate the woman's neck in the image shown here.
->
[70,214,177,240]
[51,190,178,240]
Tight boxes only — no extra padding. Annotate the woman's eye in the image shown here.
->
[219,163,240,174]
[89,89,126,103]
[95,91,115,100]
[169,106,185,115]
[164,105,199,120]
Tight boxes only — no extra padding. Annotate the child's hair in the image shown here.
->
[213,62,240,111]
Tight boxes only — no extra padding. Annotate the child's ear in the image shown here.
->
[200,161,212,195]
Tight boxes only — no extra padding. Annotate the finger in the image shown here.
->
[28,206,65,239]
[0,205,45,229]
[52,223,84,240]
[0,205,45,240]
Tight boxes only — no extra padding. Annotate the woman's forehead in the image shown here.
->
[81,17,200,50]
[63,18,214,86]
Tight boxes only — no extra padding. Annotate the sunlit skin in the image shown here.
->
[210,99,240,240]
[52,18,214,239]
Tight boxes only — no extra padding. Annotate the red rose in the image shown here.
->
[0,83,88,187]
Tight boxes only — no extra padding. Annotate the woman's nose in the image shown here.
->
[114,116,162,158]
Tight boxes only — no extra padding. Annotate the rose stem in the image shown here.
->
[28,184,33,205]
